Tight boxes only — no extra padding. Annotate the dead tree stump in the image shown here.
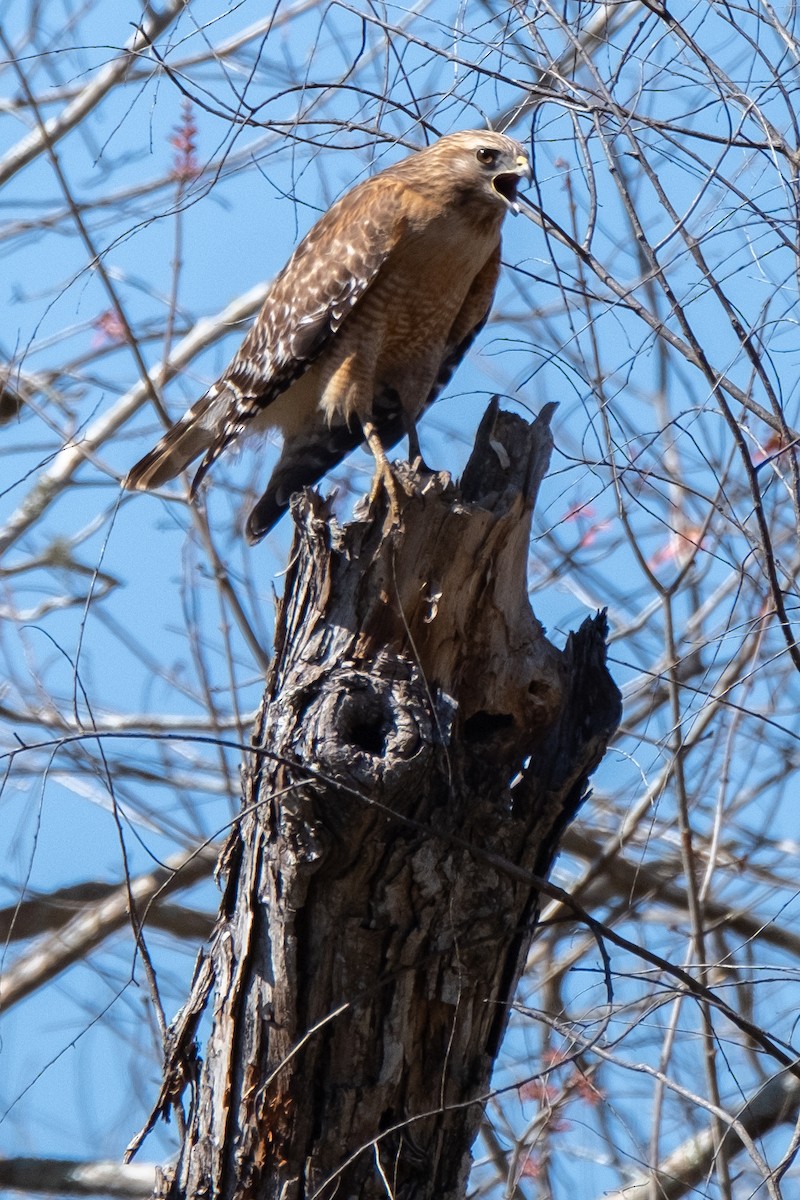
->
[145,399,621,1200]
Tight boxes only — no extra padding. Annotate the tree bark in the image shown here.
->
[140,399,621,1200]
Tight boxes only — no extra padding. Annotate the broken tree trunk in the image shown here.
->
[145,399,621,1200]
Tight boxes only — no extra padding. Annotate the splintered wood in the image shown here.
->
[150,399,620,1200]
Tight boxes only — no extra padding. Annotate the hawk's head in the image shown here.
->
[424,130,533,215]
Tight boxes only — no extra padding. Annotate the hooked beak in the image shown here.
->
[493,153,533,215]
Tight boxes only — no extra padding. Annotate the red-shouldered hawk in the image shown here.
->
[124,130,531,540]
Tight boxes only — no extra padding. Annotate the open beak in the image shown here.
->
[493,153,533,215]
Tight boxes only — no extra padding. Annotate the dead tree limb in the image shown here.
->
[139,399,621,1200]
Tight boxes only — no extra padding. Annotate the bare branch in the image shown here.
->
[600,1071,800,1200]
[0,0,189,189]
[0,1157,156,1198]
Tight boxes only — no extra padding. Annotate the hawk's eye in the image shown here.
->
[476,147,497,165]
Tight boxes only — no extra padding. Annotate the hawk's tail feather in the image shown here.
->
[190,429,241,499]
[124,406,217,492]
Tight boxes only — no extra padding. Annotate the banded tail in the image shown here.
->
[124,396,220,492]
[126,385,411,543]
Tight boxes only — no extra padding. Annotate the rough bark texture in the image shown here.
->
[145,400,621,1200]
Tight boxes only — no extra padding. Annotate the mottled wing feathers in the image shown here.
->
[224,177,410,402]
[125,177,410,493]
[245,247,502,542]
[125,130,530,538]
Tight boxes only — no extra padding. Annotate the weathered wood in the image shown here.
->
[146,399,620,1200]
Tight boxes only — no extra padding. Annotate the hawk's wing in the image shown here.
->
[124,176,411,493]
[220,176,412,420]
[245,245,503,542]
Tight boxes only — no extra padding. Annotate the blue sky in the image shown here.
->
[3,2,800,1196]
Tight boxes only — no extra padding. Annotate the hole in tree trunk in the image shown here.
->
[346,717,386,756]
[336,689,392,758]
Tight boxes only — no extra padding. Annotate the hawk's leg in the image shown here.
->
[404,416,434,474]
[362,418,402,528]
[406,420,421,465]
